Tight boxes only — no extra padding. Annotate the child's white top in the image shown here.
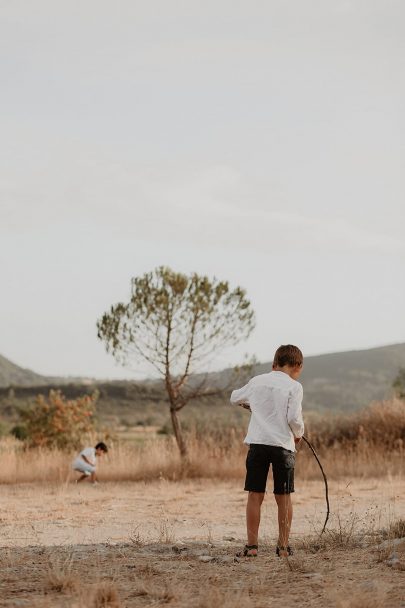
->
[230,371,304,452]
[79,447,96,466]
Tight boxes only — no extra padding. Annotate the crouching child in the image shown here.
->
[72,442,108,484]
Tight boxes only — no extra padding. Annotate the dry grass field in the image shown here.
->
[1,398,405,606]
[0,398,404,485]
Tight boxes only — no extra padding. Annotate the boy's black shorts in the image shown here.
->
[244,444,295,494]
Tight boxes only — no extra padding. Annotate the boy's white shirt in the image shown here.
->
[230,370,304,452]
[79,447,96,466]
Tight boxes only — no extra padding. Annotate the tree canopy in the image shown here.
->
[97,266,255,455]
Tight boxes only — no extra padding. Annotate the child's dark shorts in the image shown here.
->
[244,444,295,494]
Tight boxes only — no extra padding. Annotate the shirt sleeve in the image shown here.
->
[287,383,304,438]
[230,381,252,407]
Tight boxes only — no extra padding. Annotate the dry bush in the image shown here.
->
[132,580,175,603]
[388,518,405,539]
[45,569,77,593]
[45,554,76,593]
[298,511,371,553]
[72,583,121,608]
[319,519,363,550]
[375,517,405,562]
[19,390,97,449]
[155,516,177,544]
[129,525,146,546]
[91,583,121,608]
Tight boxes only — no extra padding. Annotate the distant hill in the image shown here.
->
[1,342,404,412]
[0,354,81,388]
[255,342,405,411]
[0,354,49,387]
[195,342,405,412]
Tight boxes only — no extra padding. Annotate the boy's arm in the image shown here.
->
[80,453,96,467]
[230,382,251,410]
[81,454,95,466]
[287,384,304,440]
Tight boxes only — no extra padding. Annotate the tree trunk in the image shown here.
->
[170,408,188,459]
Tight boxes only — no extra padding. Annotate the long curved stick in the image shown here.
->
[302,435,330,535]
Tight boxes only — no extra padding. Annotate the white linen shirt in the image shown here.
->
[230,371,304,452]
[72,447,96,472]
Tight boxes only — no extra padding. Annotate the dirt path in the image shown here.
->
[0,478,403,548]
[0,478,404,607]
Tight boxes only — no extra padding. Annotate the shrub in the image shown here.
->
[10,424,28,441]
[19,390,98,450]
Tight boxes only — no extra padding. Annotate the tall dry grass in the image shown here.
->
[0,433,245,484]
[299,397,405,479]
[0,398,403,484]
[305,397,405,450]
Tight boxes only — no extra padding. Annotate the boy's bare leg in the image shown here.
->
[90,471,98,483]
[76,473,88,483]
[246,491,265,547]
[274,493,293,553]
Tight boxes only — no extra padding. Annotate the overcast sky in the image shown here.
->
[1,0,404,379]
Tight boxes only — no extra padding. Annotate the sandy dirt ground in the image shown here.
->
[0,478,404,607]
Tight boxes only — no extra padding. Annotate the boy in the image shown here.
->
[230,344,304,558]
[72,442,108,484]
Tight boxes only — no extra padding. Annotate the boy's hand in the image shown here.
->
[294,437,302,444]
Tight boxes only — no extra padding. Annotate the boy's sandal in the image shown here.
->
[276,545,293,557]
[236,544,258,557]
